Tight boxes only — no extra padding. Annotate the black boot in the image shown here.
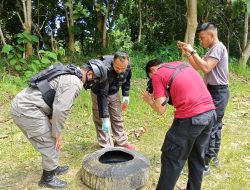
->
[38,170,67,189]
[53,165,69,175]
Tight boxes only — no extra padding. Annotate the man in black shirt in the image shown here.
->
[91,51,135,149]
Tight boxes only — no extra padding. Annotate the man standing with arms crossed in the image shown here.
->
[178,22,230,174]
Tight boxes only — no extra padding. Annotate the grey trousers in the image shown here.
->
[91,92,128,148]
[11,114,59,171]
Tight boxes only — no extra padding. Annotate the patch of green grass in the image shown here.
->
[229,58,250,80]
[0,71,249,190]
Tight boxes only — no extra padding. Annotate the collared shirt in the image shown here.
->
[11,74,83,138]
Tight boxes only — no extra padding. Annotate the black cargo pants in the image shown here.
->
[205,85,229,160]
[156,110,216,190]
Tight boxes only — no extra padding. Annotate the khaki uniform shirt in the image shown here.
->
[11,74,83,138]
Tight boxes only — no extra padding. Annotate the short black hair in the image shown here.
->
[145,59,162,78]
[197,22,217,33]
[114,51,129,62]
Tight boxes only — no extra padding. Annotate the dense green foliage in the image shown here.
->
[0,0,250,77]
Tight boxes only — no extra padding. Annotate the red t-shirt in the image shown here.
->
[153,61,215,118]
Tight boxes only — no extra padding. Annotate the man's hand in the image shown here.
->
[142,91,154,105]
[122,96,130,110]
[177,41,188,49]
[55,134,63,151]
[177,41,194,56]
[101,118,111,133]
[142,91,167,114]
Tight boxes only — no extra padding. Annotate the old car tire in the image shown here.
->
[81,147,150,190]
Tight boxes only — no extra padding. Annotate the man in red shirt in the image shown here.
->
[142,59,216,190]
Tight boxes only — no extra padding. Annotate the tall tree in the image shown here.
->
[0,1,5,46]
[239,38,250,68]
[102,0,110,48]
[138,0,142,43]
[239,1,250,68]
[0,26,6,45]
[184,0,198,45]
[243,10,248,48]
[95,0,104,49]
[62,0,75,52]
[17,0,33,57]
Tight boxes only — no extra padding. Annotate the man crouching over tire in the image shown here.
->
[142,59,216,190]
[11,60,107,189]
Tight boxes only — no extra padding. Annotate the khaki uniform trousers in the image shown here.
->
[11,114,59,171]
[91,92,128,148]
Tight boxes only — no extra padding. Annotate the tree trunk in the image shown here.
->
[95,0,103,48]
[184,0,198,46]
[63,0,75,52]
[96,0,103,33]
[68,1,75,51]
[239,39,250,68]
[138,0,142,43]
[51,31,57,51]
[0,26,6,45]
[22,0,33,57]
[243,9,248,49]
[102,1,110,49]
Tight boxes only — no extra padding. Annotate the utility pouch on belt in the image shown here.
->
[191,110,216,126]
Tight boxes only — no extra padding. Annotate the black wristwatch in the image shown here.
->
[190,50,197,56]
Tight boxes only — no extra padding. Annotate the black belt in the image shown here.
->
[207,84,228,90]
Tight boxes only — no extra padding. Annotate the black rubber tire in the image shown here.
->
[81,147,150,190]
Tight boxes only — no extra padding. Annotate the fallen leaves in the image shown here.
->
[128,127,146,139]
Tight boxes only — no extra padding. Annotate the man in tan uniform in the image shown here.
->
[11,60,107,189]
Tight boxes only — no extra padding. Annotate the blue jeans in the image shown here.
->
[205,85,229,161]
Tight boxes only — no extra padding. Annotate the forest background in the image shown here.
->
[0,0,250,77]
[0,0,250,190]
